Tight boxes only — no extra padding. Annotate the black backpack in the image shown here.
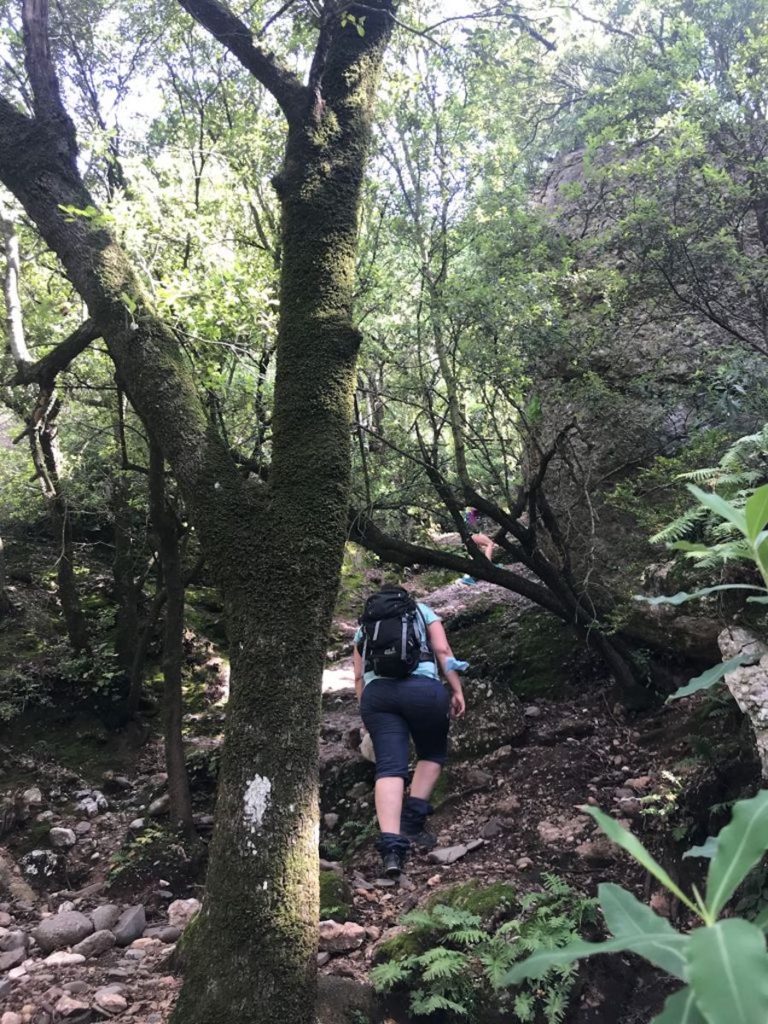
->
[358,587,433,679]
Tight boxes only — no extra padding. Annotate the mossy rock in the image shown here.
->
[375,880,518,962]
[510,610,586,699]
[320,869,354,922]
[426,879,517,919]
[447,605,583,701]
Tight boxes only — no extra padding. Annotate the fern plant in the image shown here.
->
[370,876,596,1022]
[651,425,768,548]
[638,480,768,700]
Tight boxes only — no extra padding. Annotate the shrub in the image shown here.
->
[371,875,596,1022]
[507,792,768,1022]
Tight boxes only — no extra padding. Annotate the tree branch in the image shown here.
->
[176,0,308,122]
[349,508,569,619]
[10,319,101,386]
[21,0,78,160]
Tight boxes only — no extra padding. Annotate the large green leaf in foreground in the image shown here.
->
[687,920,768,1024]
[706,789,768,918]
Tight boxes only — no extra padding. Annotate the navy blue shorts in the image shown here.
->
[360,675,451,780]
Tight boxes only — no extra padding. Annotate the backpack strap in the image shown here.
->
[414,606,437,669]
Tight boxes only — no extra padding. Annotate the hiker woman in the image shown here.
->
[353,584,466,878]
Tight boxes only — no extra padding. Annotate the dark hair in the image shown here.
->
[379,583,404,593]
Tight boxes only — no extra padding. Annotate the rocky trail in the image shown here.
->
[0,578,751,1023]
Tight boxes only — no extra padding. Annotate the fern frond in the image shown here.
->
[541,873,573,897]
[417,947,468,981]
[449,927,487,945]
[431,905,482,930]
[411,992,470,1017]
[400,909,439,931]
[370,959,413,992]
[513,990,535,1023]
[543,987,570,1024]
[651,505,708,543]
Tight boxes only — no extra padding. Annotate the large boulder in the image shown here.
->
[113,906,146,947]
[718,627,768,779]
[34,911,94,953]
[450,677,526,758]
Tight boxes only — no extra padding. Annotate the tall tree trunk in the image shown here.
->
[148,441,194,837]
[0,3,395,1021]
[111,472,141,672]
[33,399,89,652]
[126,589,164,716]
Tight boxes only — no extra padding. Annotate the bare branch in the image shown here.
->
[177,0,307,122]
[349,508,569,618]
[10,319,101,386]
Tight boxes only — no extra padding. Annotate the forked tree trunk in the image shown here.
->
[0,3,395,1021]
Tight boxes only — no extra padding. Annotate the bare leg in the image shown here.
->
[374,776,405,834]
[473,532,495,562]
[410,760,442,801]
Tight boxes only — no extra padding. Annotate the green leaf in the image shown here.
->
[687,920,768,1024]
[683,837,718,860]
[581,806,697,914]
[687,484,748,536]
[652,987,707,1024]
[669,541,714,554]
[666,655,753,703]
[636,585,767,606]
[598,883,688,979]
[503,932,691,986]
[745,485,768,542]
[706,790,768,918]
[753,904,768,931]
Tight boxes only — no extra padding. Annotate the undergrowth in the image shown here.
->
[371,873,597,1022]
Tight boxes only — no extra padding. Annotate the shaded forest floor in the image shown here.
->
[0,561,759,1023]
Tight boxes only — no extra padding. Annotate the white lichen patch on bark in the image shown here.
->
[243,775,272,835]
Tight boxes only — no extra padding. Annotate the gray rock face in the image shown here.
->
[91,905,121,932]
[167,899,200,931]
[34,911,94,953]
[719,627,768,779]
[147,795,170,818]
[0,945,25,971]
[112,906,146,947]
[0,928,26,952]
[318,920,365,952]
[49,827,77,849]
[72,929,116,958]
[427,841,485,865]
[450,678,526,757]
[143,926,181,944]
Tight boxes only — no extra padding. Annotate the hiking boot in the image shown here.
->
[401,796,437,850]
[403,827,437,851]
[376,832,409,879]
[382,849,405,878]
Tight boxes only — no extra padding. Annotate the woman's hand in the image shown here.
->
[450,690,466,718]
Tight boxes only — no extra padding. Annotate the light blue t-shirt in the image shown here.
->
[355,602,440,687]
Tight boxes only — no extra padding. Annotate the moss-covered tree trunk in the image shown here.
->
[0,2,395,1021]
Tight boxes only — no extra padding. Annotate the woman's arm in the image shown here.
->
[353,646,364,704]
[426,620,466,718]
